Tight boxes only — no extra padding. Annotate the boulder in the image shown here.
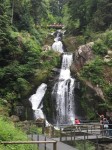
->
[36,118,45,127]
[104,55,111,62]
[10,115,20,122]
[42,45,51,51]
[108,50,112,56]
[73,42,94,71]
[36,118,45,123]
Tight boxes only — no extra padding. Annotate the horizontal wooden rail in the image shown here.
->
[0,141,57,150]
[0,141,57,144]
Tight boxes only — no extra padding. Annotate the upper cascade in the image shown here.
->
[52,30,64,53]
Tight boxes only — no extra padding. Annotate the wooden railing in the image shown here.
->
[58,123,112,150]
[0,141,57,150]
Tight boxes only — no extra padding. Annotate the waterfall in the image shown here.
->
[28,30,81,125]
[29,83,47,120]
[52,30,64,53]
[52,53,75,125]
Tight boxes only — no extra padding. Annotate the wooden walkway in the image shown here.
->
[29,134,78,150]
[27,122,112,150]
[1,122,112,150]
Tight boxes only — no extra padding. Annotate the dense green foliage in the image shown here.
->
[0,0,60,116]
[62,0,112,34]
[0,0,61,145]
[81,57,104,85]
[92,39,107,56]
[0,0,112,143]
[80,30,112,101]
[75,141,95,150]
[0,117,37,149]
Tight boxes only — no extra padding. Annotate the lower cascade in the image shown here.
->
[52,53,75,125]
[29,83,47,120]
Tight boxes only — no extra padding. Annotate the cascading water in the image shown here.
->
[29,30,81,126]
[52,53,75,125]
[29,83,47,120]
[52,30,64,53]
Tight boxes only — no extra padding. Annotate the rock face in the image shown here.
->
[72,42,94,72]
[82,80,105,101]
[71,42,105,115]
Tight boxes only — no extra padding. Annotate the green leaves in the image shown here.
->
[104,85,112,102]
[0,117,37,149]
[104,30,112,49]
[92,39,107,56]
[81,57,104,85]
[63,0,112,34]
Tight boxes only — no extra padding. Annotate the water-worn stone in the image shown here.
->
[104,55,111,62]
[10,115,20,122]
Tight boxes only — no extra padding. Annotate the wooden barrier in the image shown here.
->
[0,141,57,150]
[58,123,112,150]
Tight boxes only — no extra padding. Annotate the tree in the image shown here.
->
[62,0,112,34]
[90,0,112,31]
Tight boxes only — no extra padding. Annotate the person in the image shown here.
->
[103,118,109,136]
[75,118,81,131]
[75,118,80,124]
[108,117,112,136]
[99,114,104,135]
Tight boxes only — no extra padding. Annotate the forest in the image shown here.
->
[0,0,112,149]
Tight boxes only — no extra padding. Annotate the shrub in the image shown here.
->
[104,85,112,102]
[104,30,112,49]
[0,117,37,150]
[76,141,95,150]
[92,39,107,56]
[80,57,104,85]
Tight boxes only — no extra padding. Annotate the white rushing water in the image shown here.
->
[52,40,64,53]
[29,30,76,126]
[52,53,75,125]
[29,83,47,120]
[52,30,64,53]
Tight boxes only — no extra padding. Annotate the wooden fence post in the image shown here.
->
[74,130,75,141]
[42,121,45,134]
[60,127,62,141]
[71,128,72,141]
[45,136,46,150]
[53,142,57,150]
[87,127,88,139]
[52,126,54,137]
[84,133,86,150]
[96,135,99,150]
[91,125,92,133]
[37,134,39,148]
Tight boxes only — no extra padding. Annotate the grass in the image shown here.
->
[0,117,38,150]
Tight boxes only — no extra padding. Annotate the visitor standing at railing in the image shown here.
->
[100,115,104,135]
[108,117,112,136]
[75,118,81,131]
[103,118,109,136]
